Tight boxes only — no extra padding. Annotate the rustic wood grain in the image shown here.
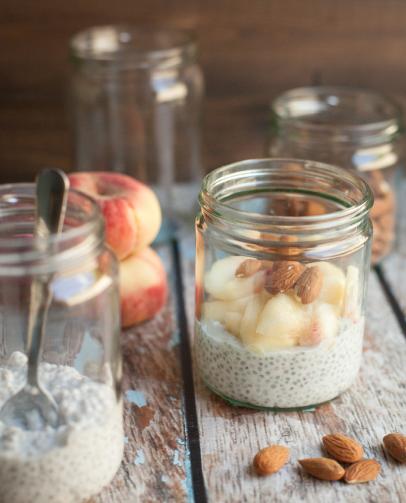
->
[3,1,406,180]
[179,234,406,502]
[94,245,193,503]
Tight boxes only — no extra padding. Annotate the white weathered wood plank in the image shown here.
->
[94,245,192,503]
[180,235,406,503]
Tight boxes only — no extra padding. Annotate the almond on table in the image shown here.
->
[322,433,364,463]
[383,433,406,463]
[298,457,345,481]
[253,445,290,475]
[344,459,381,484]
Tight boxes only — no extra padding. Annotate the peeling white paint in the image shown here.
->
[172,449,182,467]
[125,390,147,407]
[134,449,145,465]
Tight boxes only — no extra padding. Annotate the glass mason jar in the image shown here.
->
[268,86,403,264]
[0,184,123,503]
[70,25,204,231]
[195,159,373,411]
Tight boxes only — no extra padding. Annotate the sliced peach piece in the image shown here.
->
[310,262,345,312]
[300,303,339,346]
[204,256,264,301]
[239,293,268,344]
[312,303,339,340]
[255,293,309,350]
[224,312,243,337]
[202,297,252,324]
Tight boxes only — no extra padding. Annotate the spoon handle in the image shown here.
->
[26,280,53,386]
[26,169,69,387]
[35,169,70,242]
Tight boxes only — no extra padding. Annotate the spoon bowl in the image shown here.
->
[0,382,58,430]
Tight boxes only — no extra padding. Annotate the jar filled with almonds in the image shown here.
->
[268,87,403,264]
[195,159,373,410]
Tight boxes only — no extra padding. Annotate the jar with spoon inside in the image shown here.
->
[0,181,123,503]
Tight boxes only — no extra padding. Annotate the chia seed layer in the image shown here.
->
[195,319,364,409]
[0,352,123,503]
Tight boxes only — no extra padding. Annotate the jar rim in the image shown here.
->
[200,158,373,232]
[70,25,197,68]
[270,86,403,145]
[0,184,104,273]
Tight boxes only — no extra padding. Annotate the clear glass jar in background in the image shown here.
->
[268,87,403,264]
[195,159,373,410]
[70,26,204,236]
[0,185,123,503]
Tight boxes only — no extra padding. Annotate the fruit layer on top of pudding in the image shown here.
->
[200,256,361,352]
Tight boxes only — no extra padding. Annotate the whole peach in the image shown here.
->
[69,172,161,260]
[119,247,168,327]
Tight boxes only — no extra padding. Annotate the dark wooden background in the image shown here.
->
[2,0,406,183]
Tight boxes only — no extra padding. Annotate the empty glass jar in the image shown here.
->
[195,159,373,410]
[268,86,403,263]
[70,25,204,230]
[0,184,123,503]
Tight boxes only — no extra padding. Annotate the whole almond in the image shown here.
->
[253,445,290,475]
[344,459,381,484]
[295,266,323,304]
[298,457,345,481]
[235,259,262,278]
[264,261,305,294]
[322,434,364,463]
[383,433,406,463]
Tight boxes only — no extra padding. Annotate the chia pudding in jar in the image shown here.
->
[0,183,124,502]
[195,159,373,410]
[0,353,123,503]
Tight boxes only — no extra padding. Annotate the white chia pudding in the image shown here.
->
[195,318,364,409]
[0,352,123,503]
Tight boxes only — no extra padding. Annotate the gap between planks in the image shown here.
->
[171,238,208,503]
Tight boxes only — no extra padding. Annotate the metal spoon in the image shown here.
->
[0,169,69,430]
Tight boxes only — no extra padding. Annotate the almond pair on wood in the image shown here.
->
[253,432,406,484]
[299,458,381,484]
[299,433,380,484]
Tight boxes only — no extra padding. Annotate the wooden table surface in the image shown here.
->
[95,182,406,503]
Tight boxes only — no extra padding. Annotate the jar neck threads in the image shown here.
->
[70,26,197,72]
[0,185,104,275]
[270,87,402,147]
[199,159,373,255]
